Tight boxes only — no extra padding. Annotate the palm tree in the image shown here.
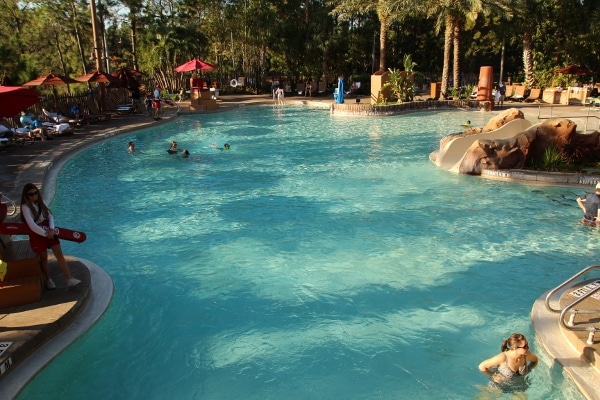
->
[414,0,512,99]
[329,0,410,71]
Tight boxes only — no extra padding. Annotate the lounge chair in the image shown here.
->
[503,85,514,100]
[317,81,327,95]
[42,108,81,127]
[86,98,112,121]
[525,88,542,102]
[510,85,527,102]
[296,82,305,96]
[0,122,33,146]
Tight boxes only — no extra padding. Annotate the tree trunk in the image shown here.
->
[379,15,388,71]
[130,16,138,70]
[453,20,460,89]
[70,1,87,75]
[440,17,453,100]
[523,30,534,87]
[499,36,505,84]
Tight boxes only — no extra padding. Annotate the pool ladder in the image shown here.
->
[545,264,600,345]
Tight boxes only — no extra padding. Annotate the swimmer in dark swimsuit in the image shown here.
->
[167,140,179,154]
[478,333,538,393]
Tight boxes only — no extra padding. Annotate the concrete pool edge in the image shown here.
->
[532,291,600,400]
[1,259,113,400]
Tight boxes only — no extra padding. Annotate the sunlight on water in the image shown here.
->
[17,105,592,400]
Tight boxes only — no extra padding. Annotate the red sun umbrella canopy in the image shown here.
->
[74,70,119,84]
[0,86,42,118]
[110,67,142,89]
[23,72,78,86]
[555,65,594,76]
[174,59,217,72]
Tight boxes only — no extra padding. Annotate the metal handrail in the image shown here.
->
[544,264,600,312]
[559,286,600,331]
[537,105,600,134]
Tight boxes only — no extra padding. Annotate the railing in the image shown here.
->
[544,264,600,344]
[537,105,600,134]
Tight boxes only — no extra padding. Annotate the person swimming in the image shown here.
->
[218,143,231,151]
[167,140,179,154]
[128,141,135,153]
[461,120,471,127]
[182,149,190,158]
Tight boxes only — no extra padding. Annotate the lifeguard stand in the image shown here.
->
[189,76,218,111]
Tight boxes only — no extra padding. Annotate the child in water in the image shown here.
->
[167,140,178,154]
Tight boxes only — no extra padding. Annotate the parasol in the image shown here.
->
[74,70,120,84]
[0,86,42,118]
[555,65,594,76]
[174,59,217,72]
[111,68,142,89]
[23,72,78,86]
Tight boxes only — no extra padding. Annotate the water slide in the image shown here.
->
[433,118,533,172]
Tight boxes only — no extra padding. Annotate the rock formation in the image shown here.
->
[431,107,600,175]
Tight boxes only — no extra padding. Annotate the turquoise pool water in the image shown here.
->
[18,105,593,399]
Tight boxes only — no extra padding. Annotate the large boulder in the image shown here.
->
[458,118,600,175]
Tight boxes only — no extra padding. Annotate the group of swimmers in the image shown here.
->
[127,140,230,157]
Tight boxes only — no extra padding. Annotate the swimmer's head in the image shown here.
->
[224,143,230,149]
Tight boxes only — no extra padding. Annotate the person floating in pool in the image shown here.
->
[461,120,471,127]
[577,182,600,226]
[127,141,135,153]
[478,333,538,394]
[217,143,231,151]
[167,140,179,154]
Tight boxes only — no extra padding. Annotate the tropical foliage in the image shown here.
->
[0,0,599,96]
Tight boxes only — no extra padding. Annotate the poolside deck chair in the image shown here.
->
[525,88,542,102]
[510,85,527,102]
[86,98,112,121]
[42,108,81,127]
[296,82,305,96]
[0,121,33,146]
[503,85,514,100]
[317,81,327,95]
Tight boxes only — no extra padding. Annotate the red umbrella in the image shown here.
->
[23,72,78,86]
[174,59,217,72]
[555,65,594,76]
[0,86,42,118]
[74,70,120,84]
[111,68,142,89]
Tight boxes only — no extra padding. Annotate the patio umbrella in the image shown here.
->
[111,68,141,89]
[23,72,78,86]
[555,65,594,76]
[0,86,42,118]
[74,70,119,84]
[174,59,217,72]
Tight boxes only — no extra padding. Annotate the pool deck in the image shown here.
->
[0,95,599,399]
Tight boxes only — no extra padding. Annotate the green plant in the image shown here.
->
[541,146,567,171]
[381,54,417,103]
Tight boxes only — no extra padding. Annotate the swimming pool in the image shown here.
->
[18,105,592,399]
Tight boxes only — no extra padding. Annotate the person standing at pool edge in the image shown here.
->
[478,333,538,391]
[577,182,600,224]
[20,183,81,289]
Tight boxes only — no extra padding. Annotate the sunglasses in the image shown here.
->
[27,191,38,197]
[516,344,529,350]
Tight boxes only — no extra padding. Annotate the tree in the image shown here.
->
[329,0,410,72]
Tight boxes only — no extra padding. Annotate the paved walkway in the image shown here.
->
[0,95,598,399]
